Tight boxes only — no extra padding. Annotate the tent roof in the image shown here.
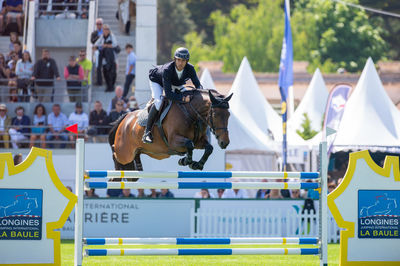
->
[200,68,217,90]
[333,58,400,150]
[288,68,328,132]
[229,57,306,145]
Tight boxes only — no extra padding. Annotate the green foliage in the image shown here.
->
[296,113,318,140]
[157,0,195,63]
[292,0,387,72]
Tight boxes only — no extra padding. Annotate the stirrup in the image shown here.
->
[142,132,153,143]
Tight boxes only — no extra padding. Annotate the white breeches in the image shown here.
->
[149,81,163,110]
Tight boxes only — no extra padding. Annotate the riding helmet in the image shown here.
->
[174,47,190,61]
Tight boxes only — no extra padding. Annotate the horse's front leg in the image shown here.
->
[176,138,194,167]
[190,138,213,171]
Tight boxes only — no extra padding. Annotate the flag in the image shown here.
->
[66,124,78,134]
[323,84,351,154]
[278,0,293,170]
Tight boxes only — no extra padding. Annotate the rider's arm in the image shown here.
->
[162,68,183,101]
[189,65,202,89]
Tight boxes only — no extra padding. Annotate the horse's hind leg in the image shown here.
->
[112,152,138,182]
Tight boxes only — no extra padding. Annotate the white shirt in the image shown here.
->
[222,189,249,199]
[68,112,89,131]
[175,68,183,79]
[0,115,6,131]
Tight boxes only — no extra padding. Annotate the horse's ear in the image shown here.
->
[208,90,219,105]
[224,93,233,102]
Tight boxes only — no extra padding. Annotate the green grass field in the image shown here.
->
[61,240,340,265]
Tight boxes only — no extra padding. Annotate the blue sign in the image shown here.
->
[358,190,400,239]
[0,189,43,240]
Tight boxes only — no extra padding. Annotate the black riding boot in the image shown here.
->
[142,105,158,143]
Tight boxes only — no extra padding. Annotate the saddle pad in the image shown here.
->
[137,100,173,127]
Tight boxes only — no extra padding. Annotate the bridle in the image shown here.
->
[208,106,229,136]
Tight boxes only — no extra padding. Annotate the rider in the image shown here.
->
[142,47,202,143]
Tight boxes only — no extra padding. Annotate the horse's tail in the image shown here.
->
[108,112,129,149]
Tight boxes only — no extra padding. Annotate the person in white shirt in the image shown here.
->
[68,102,88,143]
[222,189,249,199]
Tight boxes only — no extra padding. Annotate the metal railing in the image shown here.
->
[37,2,90,19]
[0,78,89,103]
[1,125,112,149]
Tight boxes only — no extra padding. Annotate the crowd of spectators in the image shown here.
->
[38,0,90,20]
[0,90,139,148]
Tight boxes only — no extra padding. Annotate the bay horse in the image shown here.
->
[108,89,232,172]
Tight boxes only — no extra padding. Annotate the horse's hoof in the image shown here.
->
[179,157,192,166]
[178,158,185,166]
[190,162,204,170]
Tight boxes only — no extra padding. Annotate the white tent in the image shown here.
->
[289,68,328,133]
[228,57,306,146]
[333,58,400,151]
[200,68,216,90]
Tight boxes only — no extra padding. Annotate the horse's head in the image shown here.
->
[208,90,233,149]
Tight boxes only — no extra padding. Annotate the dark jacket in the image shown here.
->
[89,109,109,135]
[90,30,102,44]
[32,58,60,84]
[149,61,201,101]
[108,110,127,124]
[11,115,31,137]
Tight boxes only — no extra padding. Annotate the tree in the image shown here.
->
[291,0,387,72]
[157,0,195,63]
[296,113,318,140]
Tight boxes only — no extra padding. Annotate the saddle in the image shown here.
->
[137,98,172,127]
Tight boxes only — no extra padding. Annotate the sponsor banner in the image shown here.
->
[61,199,195,239]
[358,190,400,239]
[0,189,43,240]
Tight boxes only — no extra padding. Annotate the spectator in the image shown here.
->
[7,51,18,75]
[77,49,92,86]
[91,18,103,86]
[123,43,136,97]
[222,189,248,199]
[216,188,225,199]
[291,189,302,199]
[12,40,22,59]
[55,0,77,19]
[64,55,84,102]
[119,189,135,198]
[128,95,139,112]
[267,189,283,199]
[256,189,269,199]
[0,53,10,82]
[137,189,146,198]
[118,0,132,34]
[8,79,18,102]
[194,189,212,199]
[88,100,108,141]
[0,103,11,148]
[79,0,89,19]
[32,49,61,102]
[107,188,122,198]
[46,103,68,148]
[328,182,336,194]
[68,102,88,143]
[13,153,22,165]
[147,189,159,198]
[108,99,126,124]
[16,50,33,102]
[30,103,47,148]
[2,0,23,35]
[94,24,118,92]
[85,188,99,198]
[8,32,18,52]
[8,105,30,148]
[159,188,174,198]
[108,85,127,114]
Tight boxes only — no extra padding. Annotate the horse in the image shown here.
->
[108,89,232,173]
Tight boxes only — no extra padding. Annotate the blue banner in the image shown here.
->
[358,190,400,239]
[278,1,293,169]
[0,189,43,240]
[323,84,351,154]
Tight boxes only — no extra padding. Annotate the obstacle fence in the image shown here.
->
[74,139,328,266]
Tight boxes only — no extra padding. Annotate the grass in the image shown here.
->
[61,240,340,265]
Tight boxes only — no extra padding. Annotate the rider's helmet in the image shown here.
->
[174,47,190,61]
